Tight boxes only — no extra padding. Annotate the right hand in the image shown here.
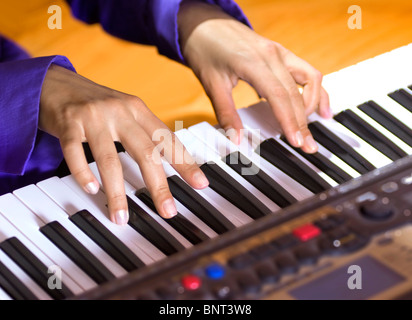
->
[40,64,209,225]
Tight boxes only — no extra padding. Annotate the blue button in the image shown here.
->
[205,263,225,279]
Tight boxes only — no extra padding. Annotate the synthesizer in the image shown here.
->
[0,43,411,300]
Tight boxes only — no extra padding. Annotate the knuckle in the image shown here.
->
[97,152,120,169]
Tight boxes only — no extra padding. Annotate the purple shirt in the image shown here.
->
[0,0,251,195]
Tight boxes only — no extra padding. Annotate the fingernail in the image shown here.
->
[305,135,318,153]
[323,108,333,119]
[295,131,304,147]
[115,209,129,225]
[163,199,177,218]
[193,171,209,188]
[225,127,240,145]
[85,181,99,194]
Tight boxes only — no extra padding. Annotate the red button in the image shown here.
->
[181,275,202,291]
[293,223,321,242]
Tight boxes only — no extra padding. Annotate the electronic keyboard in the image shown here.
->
[0,43,411,300]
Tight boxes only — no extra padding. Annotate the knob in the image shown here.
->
[359,198,394,220]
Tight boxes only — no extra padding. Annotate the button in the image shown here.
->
[228,252,255,269]
[272,234,299,249]
[181,275,202,291]
[254,261,279,284]
[205,263,225,280]
[292,224,321,242]
[275,252,298,274]
[360,199,394,220]
[249,243,278,259]
[294,243,321,265]
[381,182,399,193]
[401,174,412,185]
[236,271,261,294]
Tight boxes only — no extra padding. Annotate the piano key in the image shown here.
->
[127,195,187,256]
[174,129,279,215]
[38,176,165,263]
[372,94,412,129]
[334,109,408,161]
[0,193,95,292]
[87,160,193,254]
[223,151,298,208]
[0,249,51,300]
[188,121,314,201]
[279,136,353,184]
[259,137,332,193]
[237,105,339,187]
[388,89,412,113]
[13,185,128,278]
[186,122,298,208]
[358,101,412,148]
[348,104,412,155]
[0,287,13,301]
[308,121,376,174]
[0,237,73,300]
[118,151,253,228]
[167,175,235,234]
[69,210,145,272]
[0,260,38,300]
[136,190,210,245]
[40,221,116,284]
[199,162,272,219]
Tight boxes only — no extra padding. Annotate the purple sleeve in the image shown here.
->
[65,0,252,63]
[0,55,75,175]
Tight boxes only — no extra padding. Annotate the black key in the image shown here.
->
[136,190,210,245]
[389,89,412,113]
[70,210,145,272]
[280,137,353,184]
[167,175,235,234]
[258,138,332,194]
[223,152,297,208]
[40,221,115,285]
[334,109,407,161]
[358,101,412,147]
[0,237,73,300]
[308,121,376,174]
[127,196,186,256]
[0,260,38,300]
[200,162,272,219]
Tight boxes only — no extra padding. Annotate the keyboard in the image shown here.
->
[0,43,412,300]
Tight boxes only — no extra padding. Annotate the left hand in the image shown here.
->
[178,1,331,153]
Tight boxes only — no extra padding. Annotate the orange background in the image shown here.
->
[1,0,411,129]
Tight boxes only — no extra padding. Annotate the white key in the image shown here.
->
[0,287,13,300]
[175,128,281,212]
[188,121,314,201]
[13,185,127,278]
[0,212,73,299]
[119,152,252,227]
[373,94,412,129]
[242,103,361,180]
[37,176,164,264]
[0,194,95,292]
[0,250,51,300]
[237,105,338,186]
[350,107,412,155]
[308,113,393,169]
[116,153,218,239]
[87,161,193,249]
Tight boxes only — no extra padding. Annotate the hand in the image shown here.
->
[178,1,331,153]
[40,64,209,225]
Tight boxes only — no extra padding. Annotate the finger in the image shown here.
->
[282,50,332,119]
[134,108,209,189]
[60,130,100,195]
[240,64,304,148]
[202,73,244,145]
[87,127,128,225]
[120,123,178,219]
[319,86,332,118]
